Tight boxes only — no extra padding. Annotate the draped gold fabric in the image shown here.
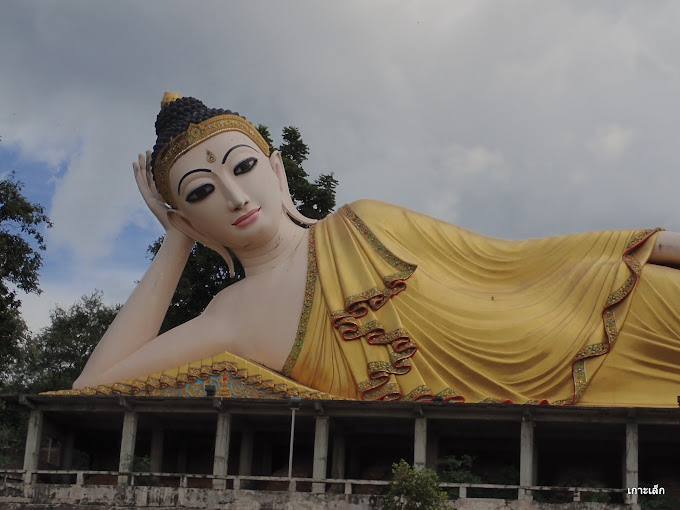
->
[285,200,680,407]
[53,200,680,406]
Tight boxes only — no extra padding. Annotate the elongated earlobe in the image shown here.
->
[167,210,236,277]
[167,210,197,240]
[270,151,318,226]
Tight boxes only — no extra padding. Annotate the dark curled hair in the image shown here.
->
[150,96,239,182]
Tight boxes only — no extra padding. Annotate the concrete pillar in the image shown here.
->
[519,419,535,501]
[118,411,138,485]
[331,434,346,479]
[238,429,254,476]
[414,417,427,470]
[238,429,255,489]
[61,431,75,469]
[23,409,43,483]
[426,432,439,471]
[312,416,330,493]
[260,438,273,475]
[150,425,164,473]
[213,413,231,489]
[624,422,639,506]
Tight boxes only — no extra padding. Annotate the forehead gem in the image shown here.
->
[206,149,216,163]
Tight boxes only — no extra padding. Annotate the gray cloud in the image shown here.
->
[2,0,679,329]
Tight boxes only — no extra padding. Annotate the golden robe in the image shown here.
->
[57,200,680,407]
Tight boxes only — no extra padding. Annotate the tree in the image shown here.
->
[382,459,448,510]
[256,124,276,154]
[438,454,483,499]
[151,124,338,332]
[279,126,337,219]
[0,169,51,445]
[0,292,117,447]
[0,171,52,375]
[12,292,119,393]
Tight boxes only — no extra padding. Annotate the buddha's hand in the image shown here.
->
[133,150,175,232]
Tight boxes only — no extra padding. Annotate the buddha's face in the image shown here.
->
[168,131,285,250]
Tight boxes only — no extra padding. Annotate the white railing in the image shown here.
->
[0,468,628,502]
[0,469,24,484]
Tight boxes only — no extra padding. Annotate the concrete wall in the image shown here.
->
[0,484,637,510]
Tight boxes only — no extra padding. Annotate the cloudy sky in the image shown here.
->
[2,1,679,333]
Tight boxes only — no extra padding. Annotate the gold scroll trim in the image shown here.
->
[281,224,318,377]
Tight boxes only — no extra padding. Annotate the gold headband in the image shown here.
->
[154,96,271,208]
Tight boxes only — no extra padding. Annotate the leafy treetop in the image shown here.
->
[382,459,448,510]
[0,172,52,296]
[0,171,52,372]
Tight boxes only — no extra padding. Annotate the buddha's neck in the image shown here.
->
[233,215,308,276]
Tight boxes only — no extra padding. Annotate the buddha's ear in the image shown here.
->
[167,210,202,242]
[269,150,318,225]
[167,210,236,277]
[269,150,288,192]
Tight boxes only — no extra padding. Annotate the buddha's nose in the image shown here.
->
[222,182,249,211]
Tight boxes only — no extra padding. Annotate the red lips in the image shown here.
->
[232,207,261,226]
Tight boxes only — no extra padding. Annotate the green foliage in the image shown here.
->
[0,425,20,448]
[280,126,309,165]
[0,400,26,448]
[9,292,119,393]
[640,496,673,510]
[582,490,611,503]
[381,459,448,510]
[0,291,117,444]
[0,171,52,375]
[119,453,160,486]
[132,454,152,472]
[439,455,482,484]
[438,455,521,499]
[639,484,680,510]
[150,124,338,331]
[131,455,161,486]
[438,455,482,499]
[256,124,276,154]
[279,126,337,220]
[0,171,52,294]
[0,293,28,382]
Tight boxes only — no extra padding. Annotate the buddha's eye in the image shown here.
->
[186,183,215,203]
[234,157,257,176]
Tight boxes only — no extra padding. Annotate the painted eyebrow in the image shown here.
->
[222,144,257,164]
[178,168,212,194]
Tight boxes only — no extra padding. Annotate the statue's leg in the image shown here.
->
[648,231,680,268]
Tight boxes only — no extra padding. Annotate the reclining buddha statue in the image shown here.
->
[66,92,680,407]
